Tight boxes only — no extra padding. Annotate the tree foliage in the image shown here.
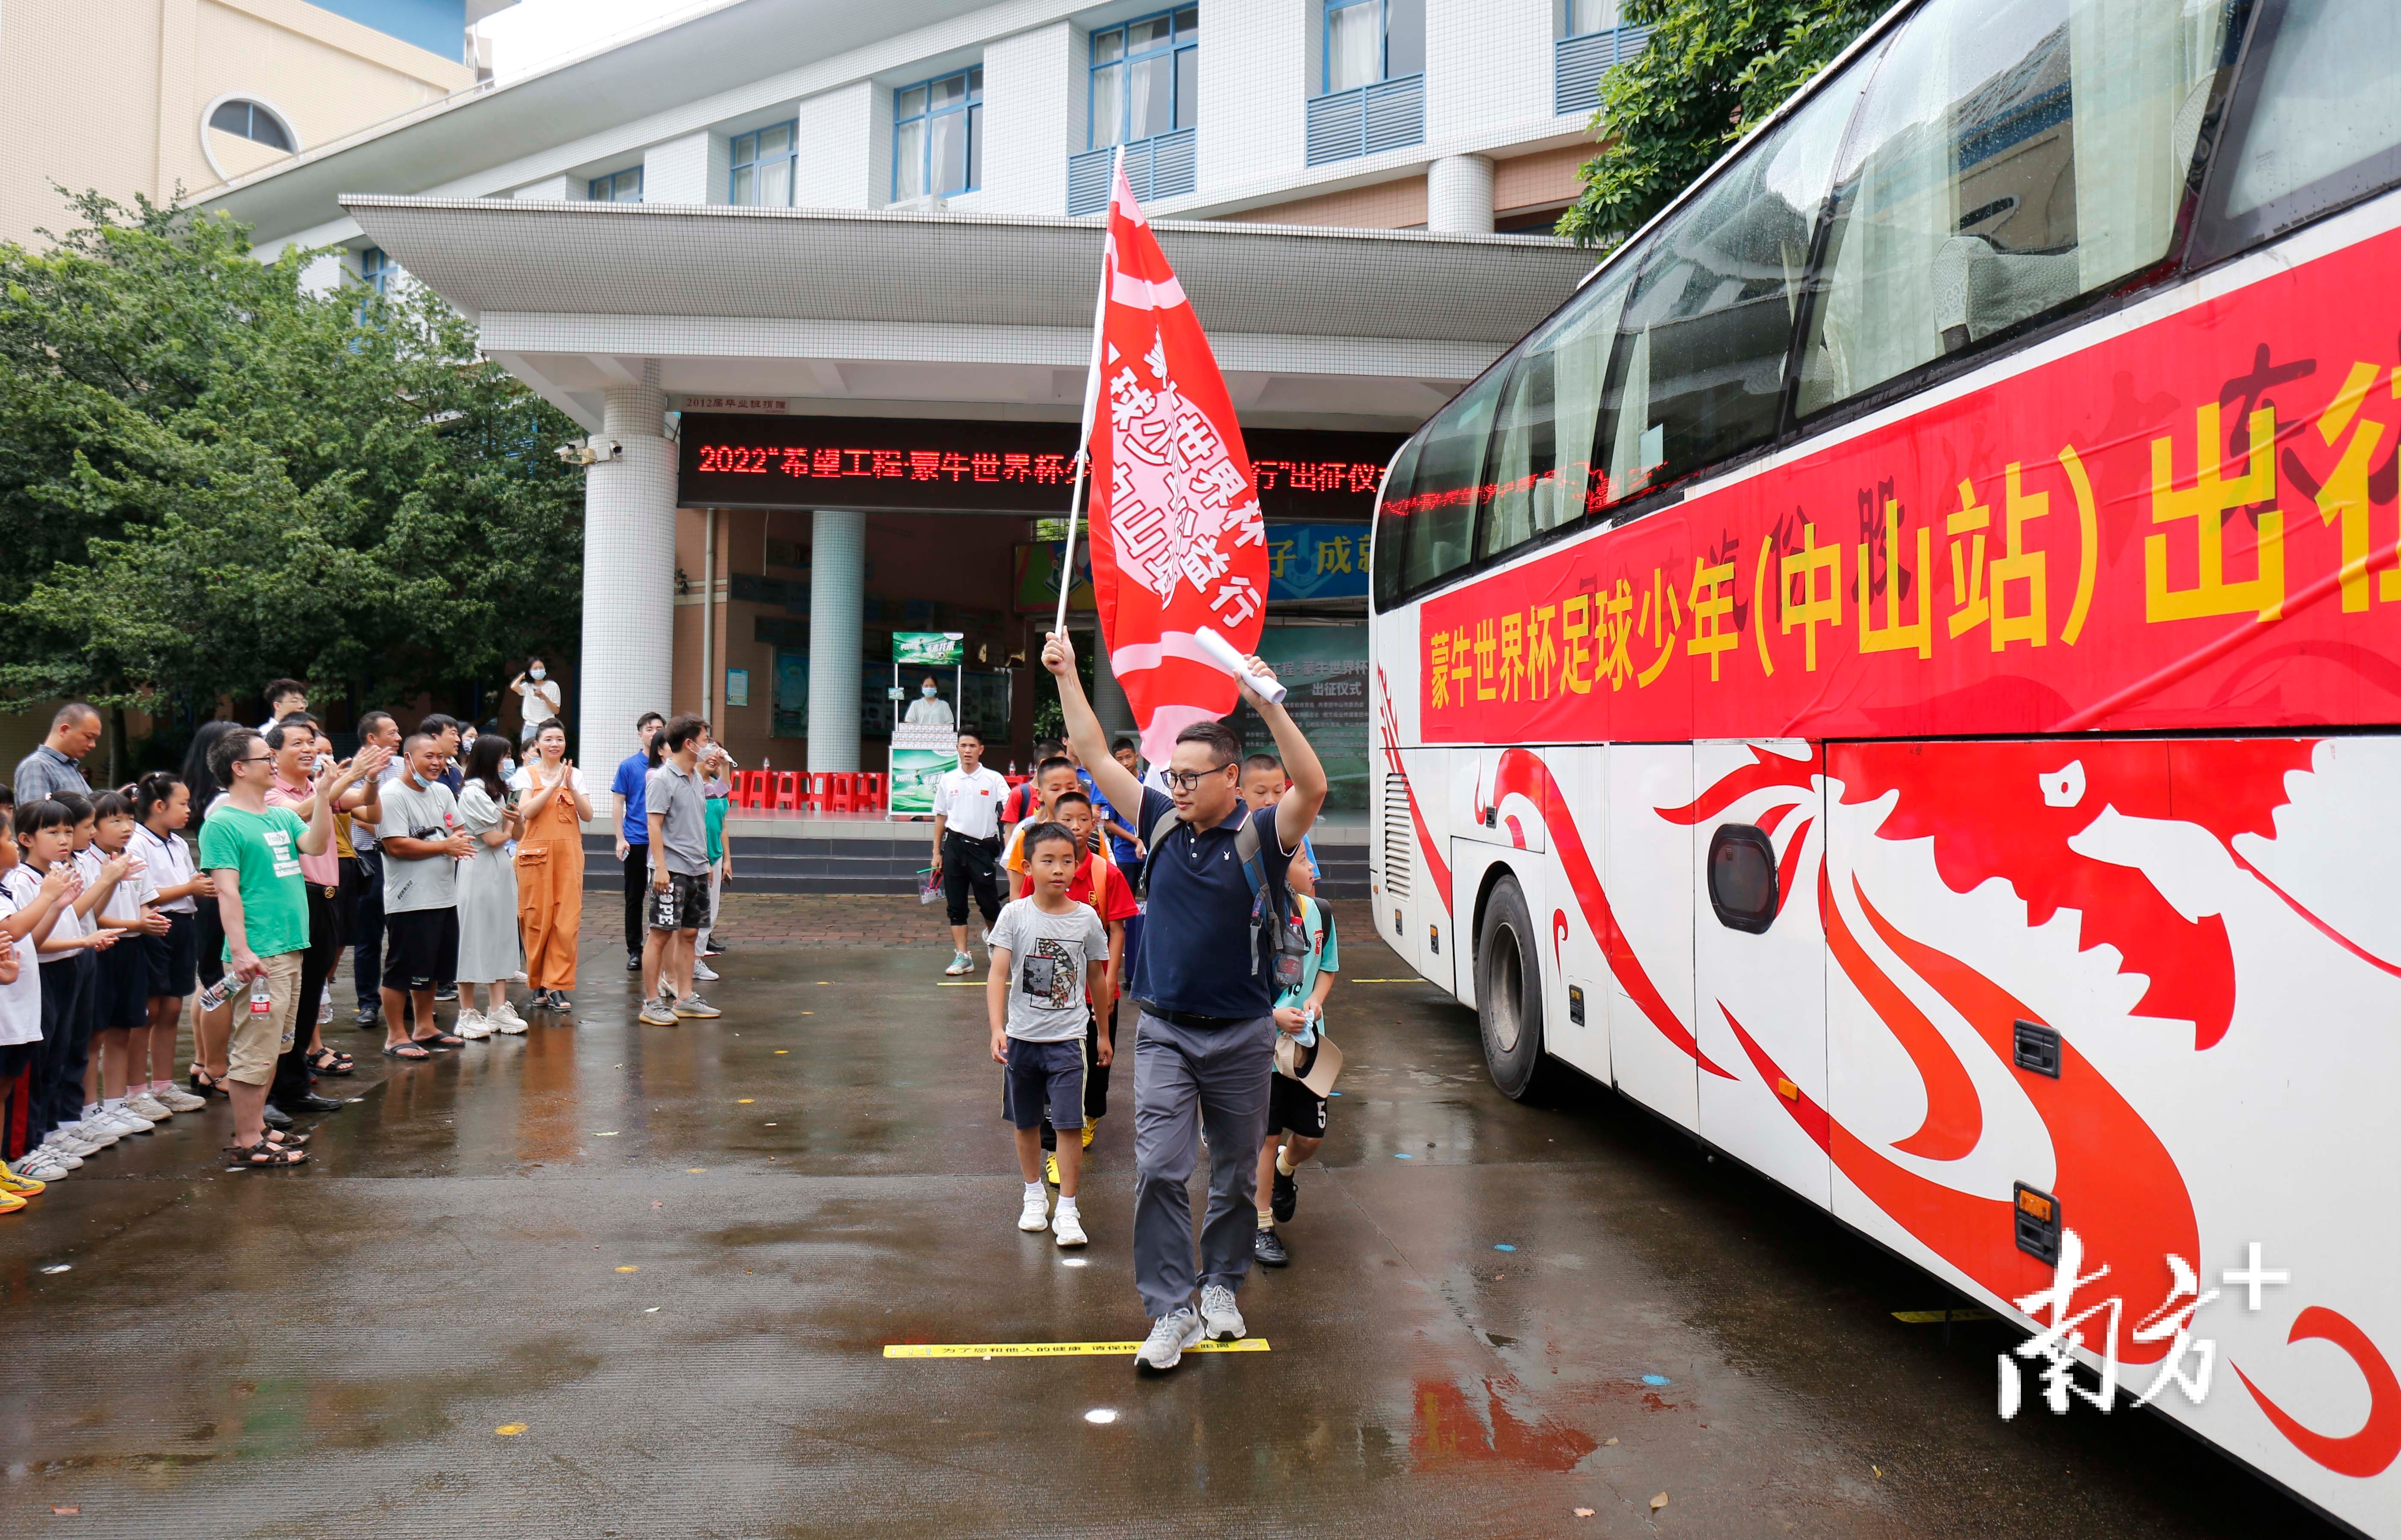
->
[1558,0,1880,248]
[0,192,586,718]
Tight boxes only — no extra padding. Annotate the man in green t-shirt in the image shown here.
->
[198,726,378,1165]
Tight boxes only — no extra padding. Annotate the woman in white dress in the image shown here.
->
[453,734,525,1037]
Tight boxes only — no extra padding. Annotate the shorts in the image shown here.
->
[92,936,151,1031]
[648,870,709,932]
[226,952,302,1087]
[145,910,198,998]
[1269,1057,1330,1138]
[1001,1036,1086,1132]
[381,909,457,992]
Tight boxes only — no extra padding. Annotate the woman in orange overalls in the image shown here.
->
[512,720,591,1013]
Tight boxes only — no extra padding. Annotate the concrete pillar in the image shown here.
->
[1427,153,1495,234]
[1090,624,1135,740]
[807,509,865,773]
[579,362,676,780]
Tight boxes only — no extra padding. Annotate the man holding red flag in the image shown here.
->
[1039,164,1326,1374]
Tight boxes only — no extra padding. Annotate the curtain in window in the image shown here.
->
[2069,0,2228,288]
[2223,0,2401,218]
[1328,1,1380,92]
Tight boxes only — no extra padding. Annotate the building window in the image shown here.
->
[589,167,643,202]
[1324,0,1423,94]
[730,123,797,206]
[359,246,390,295]
[1560,0,1618,37]
[894,68,983,200]
[1091,9,1198,150]
[208,98,295,152]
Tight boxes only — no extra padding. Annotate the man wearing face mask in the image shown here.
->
[904,676,955,727]
[511,661,564,748]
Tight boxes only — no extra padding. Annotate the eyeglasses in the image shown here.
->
[236,754,272,767]
[1160,766,1233,793]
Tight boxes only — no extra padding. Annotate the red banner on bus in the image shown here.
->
[1417,223,2401,745]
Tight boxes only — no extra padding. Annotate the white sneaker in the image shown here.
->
[48,1129,100,1158]
[125,1093,173,1121]
[1018,1192,1050,1233]
[691,960,719,981]
[65,1120,118,1149]
[153,1085,206,1113]
[1199,1283,1247,1341]
[491,1001,528,1034]
[1053,1207,1087,1248]
[944,952,974,977]
[18,1152,67,1182]
[455,1009,494,1040]
[1136,1308,1205,1372]
[108,1106,157,1135]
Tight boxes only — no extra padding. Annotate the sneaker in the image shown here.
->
[638,1001,678,1028]
[1053,1208,1087,1248]
[353,1004,381,1029]
[547,991,574,1015]
[1199,1283,1247,1341]
[153,1085,206,1113]
[0,1189,24,1215]
[0,1160,46,1198]
[1043,1150,1060,1187]
[433,984,458,1003]
[455,1009,494,1040]
[691,960,719,981]
[943,952,974,977]
[1253,1226,1291,1267]
[492,1001,529,1034]
[1272,1166,1298,1224]
[107,1106,157,1135]
[1136,1308,1204,1372]
[124,1093,174,1122]
[1018,1192,1050,1233]
[1081,1119,1096,1150]
[59,1123,113,1151]
[670,996,722,1019]
[16,1152,68,1183]
[626,952,642,972]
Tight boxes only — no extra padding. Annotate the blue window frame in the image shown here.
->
[1323,0,1423,94]
[1090,9,1198,150]
[730,122,796,206]
[208,98,293,152]
[589,166,643,202]
[894,68,982,200]
[1559,0,1618,38]
[359,247,390,295]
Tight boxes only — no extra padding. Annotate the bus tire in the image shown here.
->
[1476,876,1553,1102]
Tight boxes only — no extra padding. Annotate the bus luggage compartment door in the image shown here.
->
[1605,743,1697,1131]
[1374,746,1453,995]
[1693,740,1829,1210]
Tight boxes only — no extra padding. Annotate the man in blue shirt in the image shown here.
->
[611,712,665,971]
[1043,628,1326,1373]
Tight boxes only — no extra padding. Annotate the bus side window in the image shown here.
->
[1397,363,1509,595]
[2203,0,2401,259]
[1797,0,2241,417]
[1371,435,1424,612]
[1478,262,1632,561]
[1590,67,1854,504]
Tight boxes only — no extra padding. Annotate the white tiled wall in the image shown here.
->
[512,174,580,200]
[795,81,881,208]
[1200,0,1309,193]
[645,129,730,205]
[973,21,1076,216]
[1427,0,1555,142]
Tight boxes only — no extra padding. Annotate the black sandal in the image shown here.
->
[227,1140,307,1167]
[262,1127,310,1147]
[189,1066,230,1097]
[382,1042,432,1060]
[412,1033,465,1050]
[308,1047,355,1076]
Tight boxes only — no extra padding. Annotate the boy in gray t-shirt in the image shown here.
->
[986,821,1110,1248]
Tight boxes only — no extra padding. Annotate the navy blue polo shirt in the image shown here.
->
[1128,786,1300,1020]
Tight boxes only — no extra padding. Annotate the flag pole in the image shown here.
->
[1054,145,1120,647]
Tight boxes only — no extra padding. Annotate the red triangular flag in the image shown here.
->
[1084,163,1268,763]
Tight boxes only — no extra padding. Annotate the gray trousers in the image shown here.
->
[1131,1009,1277,1320]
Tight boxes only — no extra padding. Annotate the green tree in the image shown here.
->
[1558,0,1879,247]
[0,191,585,755]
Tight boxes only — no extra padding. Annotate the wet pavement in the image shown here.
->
[0,899,2346,1538]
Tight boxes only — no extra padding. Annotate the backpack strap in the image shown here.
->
[1133,808,1182,901]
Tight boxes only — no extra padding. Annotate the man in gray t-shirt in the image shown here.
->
[371,733,475,1054]
[639,717,721,1025]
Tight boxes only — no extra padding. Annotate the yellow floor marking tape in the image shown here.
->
[935,981,984,987]
[1892,1308,1997,1324]
[885,1339,1270,1358]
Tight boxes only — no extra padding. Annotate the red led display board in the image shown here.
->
[677,413,1402,519]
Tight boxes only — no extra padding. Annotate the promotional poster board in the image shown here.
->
[888,724,959,819]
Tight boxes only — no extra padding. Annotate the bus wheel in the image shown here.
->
[1477,876,1553,1101]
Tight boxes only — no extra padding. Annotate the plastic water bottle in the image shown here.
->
[197,976,236,1012]
[1297,1004,1320,1049]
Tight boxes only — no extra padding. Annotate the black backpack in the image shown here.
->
[1136,807,1310,992]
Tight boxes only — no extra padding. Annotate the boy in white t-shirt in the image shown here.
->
[985,821,1110,1248]
[0,810,72,1195]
